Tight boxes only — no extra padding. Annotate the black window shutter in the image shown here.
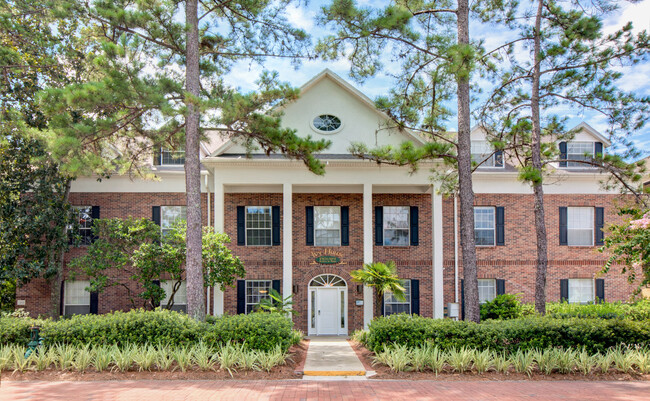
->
[595,142,603,158]
[341,206,350,246]
[460,279,465,320]
[272,279,281,297]
[559,141,567,167]
[381,290,386,317]
[559,207,568,245]
[375,206,383,246]
[272,206,281,246]
[595,279,605,302]
[237,206,245,246]
[560,279,569,302]
[306,206,314,246]
[496,279,506,295]
[595,207,605,246]
[60,280,65,316]
[89,291,99,314]
[236,280,246,314]
[91,206,100,243]
[152,206,161,225]
[494,150,504,167]
[496,206,505,246]
[410,279,420,315]
[152,280,161,308]
[410,206,419,246]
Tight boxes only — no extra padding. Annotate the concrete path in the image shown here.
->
[302,337,366,376]
[2,380,650,400]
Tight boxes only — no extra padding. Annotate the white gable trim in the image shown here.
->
[571,122,611,147]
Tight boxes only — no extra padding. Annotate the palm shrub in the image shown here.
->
[350,261,405,318]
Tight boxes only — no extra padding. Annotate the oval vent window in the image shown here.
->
[312,114,342,133]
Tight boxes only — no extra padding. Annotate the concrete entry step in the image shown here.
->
[300,336,366,377]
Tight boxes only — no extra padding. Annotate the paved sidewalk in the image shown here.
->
[302,337,365,376]
[2,380,650,400]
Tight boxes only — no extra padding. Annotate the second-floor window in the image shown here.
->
[73,206,93,245]
[383,206,410,246]
[567,207,594,246]
[471,141,502,168]
[314,206,341,246]
[155,148,185,166]
[566,142,594,168]
[474,206,495,246]
[246,206,272,246]
[161,206,187,237]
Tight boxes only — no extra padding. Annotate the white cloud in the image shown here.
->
[603,1,650,34]
[285,5,316,31]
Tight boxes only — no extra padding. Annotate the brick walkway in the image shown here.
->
[1,379,649,400]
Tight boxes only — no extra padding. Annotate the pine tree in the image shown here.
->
[478,0,649,314]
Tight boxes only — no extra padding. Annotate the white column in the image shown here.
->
[363,183,374,328]
[213,172,225,316]
[282,183,293,305]
[432,185,445,318]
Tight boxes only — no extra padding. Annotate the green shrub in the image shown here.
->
[546,300,650,321]
[480,294,525,320]
[1,309,294,352]
[366,314,650,354]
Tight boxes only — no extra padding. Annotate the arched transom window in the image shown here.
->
[309,274,346,287]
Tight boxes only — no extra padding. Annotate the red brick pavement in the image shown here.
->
[1,379,649,401]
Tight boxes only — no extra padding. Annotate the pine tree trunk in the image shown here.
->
[49,179,72,319]
[456,0,480,322]
[185,0,205,321]
[531,0,548,315]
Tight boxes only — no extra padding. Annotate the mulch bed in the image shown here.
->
[349,340,650,382]
[1,340,309,382]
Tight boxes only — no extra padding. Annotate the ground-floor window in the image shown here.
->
[64,280,90,315]
[478,279,496,304]
[384,280,411,316]
[246,280,272,313]
[161,280,187,312]
[569,278,594,304]
[161,206,187,237]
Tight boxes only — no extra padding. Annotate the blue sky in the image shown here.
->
[223,0,650,157]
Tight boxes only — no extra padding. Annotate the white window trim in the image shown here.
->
[384,280,412,316]
[567,206,594,247]
[161,206,187,236]
[474,206,496,247]
[563,141,596,169]
[478,279,497,304]
[568,278,595,304]
[245,206,273,247]
[314,206,341,247]
[72,206,93,246]
[383,206,410,247]
[245,280,272,314]
[471,140,504,169]
[63,280,90,315]
[157,147,185,166]
[161,280,187,309]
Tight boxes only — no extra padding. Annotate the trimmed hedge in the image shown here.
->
[546,300,650,321]
[0,309,294,351]
[365,314,650,354]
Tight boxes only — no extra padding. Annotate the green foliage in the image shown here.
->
[480,294,527,320]
[350,261,405,317]
[1,309,294,352]
[257,289,297,315]
[0,278,16,313]
[364,314,650,354]
[546,300,650,321]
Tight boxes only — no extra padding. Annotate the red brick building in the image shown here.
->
[16,70,639,334]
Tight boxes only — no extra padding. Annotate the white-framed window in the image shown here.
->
[471,141,502,168]
[64,280,90,315]
[161,280,187,312]
[474,207,496,246]
[566,142,594,168]
[156,147,185,165]
[383,206,410,246]
[478,279,497,304]
[73,206,93,245]
[246,280,272,313]
[161,206,187,237]
[384,280,411,316]
[314,206,341,246]
[567,207,594,246]
[569,279,594,304]
[246,206,272,246]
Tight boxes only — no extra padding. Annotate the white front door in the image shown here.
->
[316,288,339,335]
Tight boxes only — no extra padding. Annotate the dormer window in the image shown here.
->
[471,141,503,168]
[559,141,602,168]
[154,147,185,166]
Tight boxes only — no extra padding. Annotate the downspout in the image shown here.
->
[454,195,459,303]
[205,173,211,316]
